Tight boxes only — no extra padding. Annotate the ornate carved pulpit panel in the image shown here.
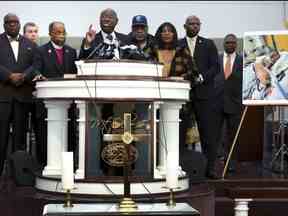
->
[86,102,153,178]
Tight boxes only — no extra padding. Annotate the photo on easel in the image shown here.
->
[243,31,288,105]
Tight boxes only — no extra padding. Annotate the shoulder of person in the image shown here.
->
[197,36,213,44]
[37,42,53,54]
[64,44,76,52]
[236,52,243,59]
[115,32,128,38]
[0,33,7,42]
[19,35,36,45]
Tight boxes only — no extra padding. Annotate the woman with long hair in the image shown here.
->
[151,22,178,77]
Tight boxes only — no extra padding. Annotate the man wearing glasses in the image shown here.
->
[0,13,37,175]
[33,21,77,167]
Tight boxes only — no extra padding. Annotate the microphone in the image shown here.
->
[112,38,120,60]
[85,43,104,60]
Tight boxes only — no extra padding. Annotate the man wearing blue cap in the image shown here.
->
[127,15,154,56]
[127,15,155,176]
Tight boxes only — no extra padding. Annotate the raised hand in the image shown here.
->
[84,24,96,48]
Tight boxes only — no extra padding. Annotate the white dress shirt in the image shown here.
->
[186,35,197,57]
[101,31,120,59]
[101,31,117,45]
[7,34,19,62]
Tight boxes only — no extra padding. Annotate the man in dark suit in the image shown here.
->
[0,13,37,174]
[33,21,77,166]
[214,33,243,173]
[179,15,220,179]
[79,9,129,176]
[79,8,129,60]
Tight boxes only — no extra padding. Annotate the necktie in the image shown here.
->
[106,34,113,41]
[224,54,232,79]
[55,48,64,65]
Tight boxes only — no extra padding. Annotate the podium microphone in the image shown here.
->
[86,43,103,60]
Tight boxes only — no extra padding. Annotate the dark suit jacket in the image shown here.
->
[0,33,37,100]
[78,31,129,59]
[214,53,243,114]
[34,41,77,78]
[178,36,219,100]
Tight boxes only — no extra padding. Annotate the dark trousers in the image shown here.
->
[32,100,47,166]
[193,99,218,172]
[0,99,30,174]
[214,110,242,162]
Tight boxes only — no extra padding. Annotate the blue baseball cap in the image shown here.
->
[132,15,148,27]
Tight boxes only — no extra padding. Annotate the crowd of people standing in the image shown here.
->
[0,8,243,180]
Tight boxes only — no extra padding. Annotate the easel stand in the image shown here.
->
[222,106,248,179]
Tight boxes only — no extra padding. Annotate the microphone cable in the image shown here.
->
[154,61,169,156]
[78,54,118,196]
[132,61,169,202]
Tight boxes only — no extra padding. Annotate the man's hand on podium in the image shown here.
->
[32,74,47,82]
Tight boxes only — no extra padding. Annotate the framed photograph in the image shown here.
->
[243,31,288,105]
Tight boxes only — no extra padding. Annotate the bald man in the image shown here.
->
[33,21,77,166]
[179,15,220,179]
[79,8,129,59]
[0,13,37,174]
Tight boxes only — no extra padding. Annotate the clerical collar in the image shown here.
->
[7,34,20,42]
[51,41,63,49]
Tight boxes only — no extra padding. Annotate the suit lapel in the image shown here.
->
[47,42,62,75]
[96,32,104,43]
[194,36,203,61]
[180,38,192,56]
[63,46,70,73]
[17,36,28,65]
[219,53,224,73]
[232,54,240,74]
[4,34,17,64]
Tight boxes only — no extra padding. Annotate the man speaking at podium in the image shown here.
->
[79,8,129,60]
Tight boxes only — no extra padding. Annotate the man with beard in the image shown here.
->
[79,8,129,60]
[33,21,77,167]
[179,15,220,179]
[0,13,37,174]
